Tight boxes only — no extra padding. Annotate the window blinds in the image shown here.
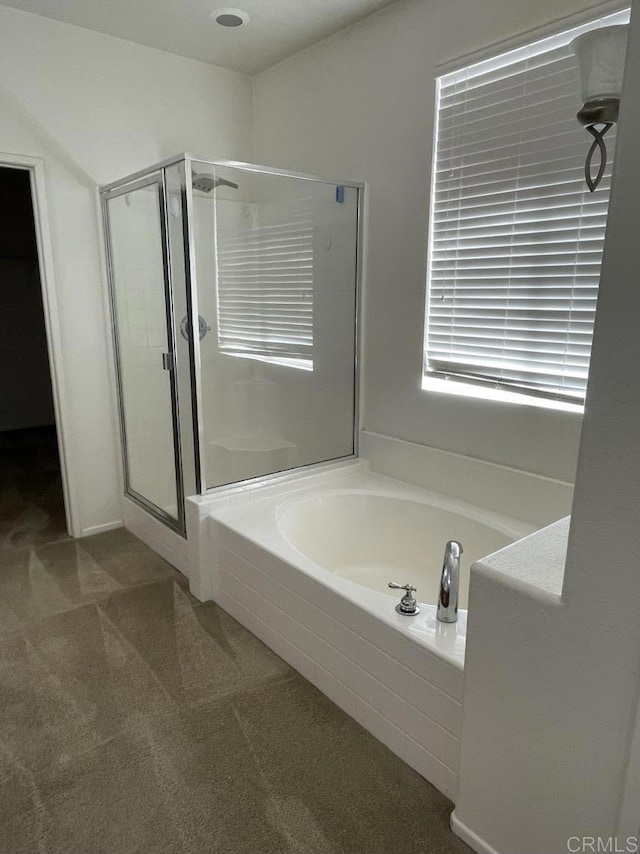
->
[425,9,629,404]
[216,204,314,370]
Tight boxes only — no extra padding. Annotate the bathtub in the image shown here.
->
[193,463,534,799]
[279,492,515,610]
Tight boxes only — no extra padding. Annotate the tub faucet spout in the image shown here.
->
[437,540,463,624]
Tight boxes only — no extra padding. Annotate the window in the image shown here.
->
[216,200,314,371]
[424,9,629,408]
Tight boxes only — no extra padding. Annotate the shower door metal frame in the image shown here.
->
[102,153,365,503]
[181,157,206,496]
[101,171,187,536]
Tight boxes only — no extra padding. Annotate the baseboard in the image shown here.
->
[76,520,123,538]
[451,811,501,854]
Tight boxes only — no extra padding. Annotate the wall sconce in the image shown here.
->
[571,25,628,192]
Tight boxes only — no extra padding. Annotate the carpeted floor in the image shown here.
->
[0,427,470,853]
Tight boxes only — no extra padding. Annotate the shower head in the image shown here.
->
[191,173,239,193]
[192,173,216,193]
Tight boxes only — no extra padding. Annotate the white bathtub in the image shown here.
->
[278,492,514,609]
[192,464,534,799]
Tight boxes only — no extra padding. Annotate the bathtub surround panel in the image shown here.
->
[191,465,533,799]
[360,431,574,528]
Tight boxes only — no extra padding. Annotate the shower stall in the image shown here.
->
[101,155,363,536]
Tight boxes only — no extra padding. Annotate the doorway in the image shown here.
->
[0,165,69,549]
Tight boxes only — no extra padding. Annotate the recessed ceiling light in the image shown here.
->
[211,8,250,27]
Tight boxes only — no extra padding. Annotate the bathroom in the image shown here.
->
[0,0,638,851]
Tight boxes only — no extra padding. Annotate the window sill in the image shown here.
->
[421,375,584,414]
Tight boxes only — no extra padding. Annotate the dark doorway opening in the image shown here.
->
[0,167,68,550]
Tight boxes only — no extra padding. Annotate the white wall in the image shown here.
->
[251,0,609,482]
[0,5,253,534]
[453,1,640,850]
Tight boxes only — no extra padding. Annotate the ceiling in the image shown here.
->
[0,0,399,74]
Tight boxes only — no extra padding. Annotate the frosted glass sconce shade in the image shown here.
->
[571,24,628,191]
[572,25,628,102]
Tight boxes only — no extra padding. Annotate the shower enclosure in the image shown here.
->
[101,155,363,535]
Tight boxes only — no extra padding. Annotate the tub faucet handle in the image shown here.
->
[388,582,420,616]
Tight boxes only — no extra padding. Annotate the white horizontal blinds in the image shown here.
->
[216,199,314,368]
[426,10,629,403]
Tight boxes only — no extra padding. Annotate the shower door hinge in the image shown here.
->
[161,352,174,372]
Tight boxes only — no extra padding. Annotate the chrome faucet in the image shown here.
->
[437,540,463,624]
[388,582,420,616]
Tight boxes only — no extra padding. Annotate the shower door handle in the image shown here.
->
[161,352,174,372]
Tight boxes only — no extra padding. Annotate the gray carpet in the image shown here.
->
[0,428,469,853]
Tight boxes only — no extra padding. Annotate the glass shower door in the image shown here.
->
[103,174,184,533]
